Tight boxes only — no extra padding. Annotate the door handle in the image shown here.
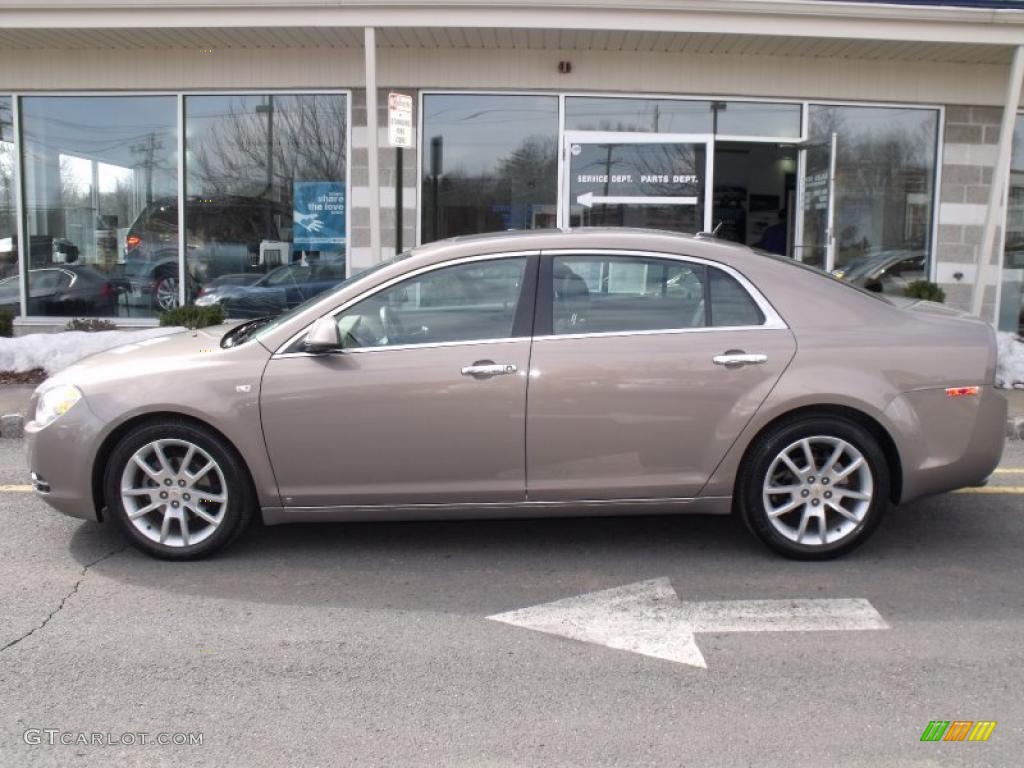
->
[712,352,767,367]
[461,361,518,378]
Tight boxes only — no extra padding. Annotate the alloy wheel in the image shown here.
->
[120,438,229,547]
[155,277,179,311]
[761,435,874,547]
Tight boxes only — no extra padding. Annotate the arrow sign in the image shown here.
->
[488,578,887,668]
[576,191,699,208]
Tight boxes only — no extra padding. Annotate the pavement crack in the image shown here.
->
[0,545,128,654]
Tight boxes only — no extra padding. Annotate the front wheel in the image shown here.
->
[738,417,890,560]
[104,420,254,560]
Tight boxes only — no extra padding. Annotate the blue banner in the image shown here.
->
[293,181,346,247]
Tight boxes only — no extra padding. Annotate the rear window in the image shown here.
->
[752,248,892,304]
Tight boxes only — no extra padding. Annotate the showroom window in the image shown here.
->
[420,94,559,242]
[0,97,15,292]
[804,104,939,276]
[999,114,1024,335]
[564,98,800,138]
[184,93,349,317]
[20,95,179,318]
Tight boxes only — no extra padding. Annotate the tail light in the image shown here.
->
[100,281,115,299]
[125,233,142,251]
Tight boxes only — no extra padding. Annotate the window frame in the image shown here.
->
[534,249,786,339]
[276,250,541,356]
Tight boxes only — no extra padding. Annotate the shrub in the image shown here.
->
[0,309,12,338]
[904,280,946,303]
[159,304,225,329]
[65,318,117,332]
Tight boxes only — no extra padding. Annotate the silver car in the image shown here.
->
[26,230,1006,560]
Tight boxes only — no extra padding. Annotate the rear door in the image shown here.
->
[525,251,796,501]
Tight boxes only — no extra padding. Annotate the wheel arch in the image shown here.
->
[733,404,903,505]
[91,411,257,522]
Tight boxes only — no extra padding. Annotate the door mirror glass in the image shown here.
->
[303,316,342,353]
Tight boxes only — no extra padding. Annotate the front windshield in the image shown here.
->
[249,251,413,344]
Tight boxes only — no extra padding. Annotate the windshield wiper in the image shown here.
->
[221,315,275,348]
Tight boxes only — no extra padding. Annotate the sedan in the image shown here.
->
[26,230,1006,560]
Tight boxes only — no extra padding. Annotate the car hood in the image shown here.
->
[43,324,272,393]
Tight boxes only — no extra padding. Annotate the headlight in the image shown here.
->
[34,384,82,428]
[194,293,217,307]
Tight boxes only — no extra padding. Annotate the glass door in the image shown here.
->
[795,132,837,271]
[561,131,712,234]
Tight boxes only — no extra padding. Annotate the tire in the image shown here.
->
[103,419,255,560]
[737,416,890,560]
[152,273,180,312]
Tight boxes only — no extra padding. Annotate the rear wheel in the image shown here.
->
[153,274,179,312]
[104,420,254,560]
[738,417,890,560]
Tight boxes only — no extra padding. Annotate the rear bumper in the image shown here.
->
[25,398,105,522]
[886,386,1007,504]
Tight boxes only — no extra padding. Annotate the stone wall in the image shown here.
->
[936,105,1002,320]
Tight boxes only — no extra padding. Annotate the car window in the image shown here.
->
[551,255,706,335]
[335,257,527,348]
[708,268,765,327]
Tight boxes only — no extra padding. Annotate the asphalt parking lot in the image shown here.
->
[0,438,1021,767]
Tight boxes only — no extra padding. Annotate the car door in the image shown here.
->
[526,251,796,501]
[259,253,538,508]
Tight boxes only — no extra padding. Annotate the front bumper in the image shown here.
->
[886,385,1007,504]
[25,396,106,522]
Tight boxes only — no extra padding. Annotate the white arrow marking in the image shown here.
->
[576,191,699,208]
[488,578,888,668]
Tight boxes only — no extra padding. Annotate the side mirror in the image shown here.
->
[303,316,342,353]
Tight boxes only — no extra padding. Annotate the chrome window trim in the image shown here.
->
[273,250,540,357]
[541,248,789,332]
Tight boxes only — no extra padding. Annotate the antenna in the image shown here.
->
[712,220,724,236]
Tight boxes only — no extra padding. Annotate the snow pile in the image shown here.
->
[996,332,1024,389]
[0,327,184,376]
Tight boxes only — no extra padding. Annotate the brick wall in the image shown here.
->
[348,88,419,273]
[936,105,1002,320]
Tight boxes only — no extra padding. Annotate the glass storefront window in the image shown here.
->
[806,104,939,280]
[421,94,558,242]
[21,95,178,317]
[566,97,713,134]
[999,115,1024,335]
[184,93,348,317]
[0,97,16,299]
[715,101,801,138]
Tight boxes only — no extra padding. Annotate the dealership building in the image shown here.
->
[1,0,1023,334]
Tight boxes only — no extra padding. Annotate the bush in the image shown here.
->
[159,304,225,329]
[904,280,946,303]
[0,309,12,338]
[65,318,117,332]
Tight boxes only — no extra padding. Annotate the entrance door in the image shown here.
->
[794,132,837,271]
[562,131,712,234]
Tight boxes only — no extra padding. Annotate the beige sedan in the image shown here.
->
[26,230,1006,560]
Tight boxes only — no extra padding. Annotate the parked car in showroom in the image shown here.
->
[195,260,346,318]
[831,250,926,295]
[115,195,290,311]
[26,229,1005,561]
[0,265,118,317]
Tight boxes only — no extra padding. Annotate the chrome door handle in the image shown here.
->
[461,361,518,378]
[713,352,767,367]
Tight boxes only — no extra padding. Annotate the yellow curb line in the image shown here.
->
[992,468,1024,474]
[954,486,1024,494]
[0,484,32,492]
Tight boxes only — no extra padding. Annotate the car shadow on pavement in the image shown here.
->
[63,492,1023,616]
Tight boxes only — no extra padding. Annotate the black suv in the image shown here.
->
[117,196,291,311]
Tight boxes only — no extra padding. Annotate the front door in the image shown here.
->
[259,254,537,508]
[562,131,713,234]
[526,251,796,501]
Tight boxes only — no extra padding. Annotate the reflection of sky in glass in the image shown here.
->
[422,94,558,176]
[566,97,712,134]
[59,153,92,198]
